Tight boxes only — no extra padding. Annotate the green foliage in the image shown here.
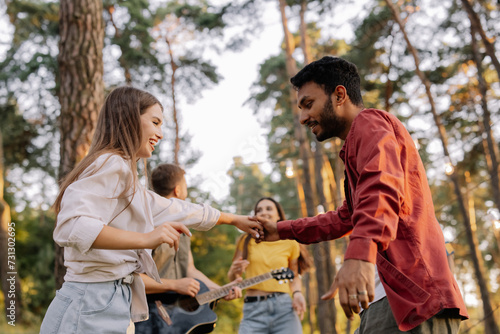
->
[0,97,38,169]
[6,0,59,44]
[190,225,244,333]
[103,0,165,86]
[1,0,59,84]
[175,56,221,102]
[11,207,55,323]
[0,0,59,185]
[227,158,267,215]
[172,3,225,31]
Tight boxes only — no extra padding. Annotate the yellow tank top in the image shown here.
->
[238,237,300,293]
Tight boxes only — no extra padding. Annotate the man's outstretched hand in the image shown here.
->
[254,217,280,242]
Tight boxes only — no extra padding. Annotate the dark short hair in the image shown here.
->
[290,56,363,106]
[151,163,185,197]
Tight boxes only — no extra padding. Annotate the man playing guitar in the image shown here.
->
[134,164,242,334]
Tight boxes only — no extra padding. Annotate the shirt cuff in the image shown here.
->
[344,238,378,264]
[66,217,106,254]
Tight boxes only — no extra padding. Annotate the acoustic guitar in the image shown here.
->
[134,268,294,334]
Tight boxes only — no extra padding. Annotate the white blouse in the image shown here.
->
[53,153,221,321]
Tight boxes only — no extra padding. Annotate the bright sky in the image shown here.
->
[180,6,282,201]
[179,1,364,202]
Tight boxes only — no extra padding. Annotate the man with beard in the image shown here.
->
[261,56,468,333]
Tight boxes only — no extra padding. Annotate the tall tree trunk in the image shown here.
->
[299,0,312,65]
[293,159,308,218]
[56,0,104,289]
[460,0,500,80]
[165,37,180,165]
[0,130,22,323]
[385,2,499,333]
[303,272,314,334]
[279,0,336,332]
[278,0,315,217]
[300,2,338,330]
[470,23,500,212]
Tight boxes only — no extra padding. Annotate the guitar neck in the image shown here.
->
[195,272,273,305]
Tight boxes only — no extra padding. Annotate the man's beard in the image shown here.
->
[315,97,348,142]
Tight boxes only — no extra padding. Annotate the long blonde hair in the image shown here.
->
[53,86,163,213]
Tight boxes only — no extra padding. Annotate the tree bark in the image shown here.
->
[385,2,499,333]
[56,0,104,289]
[280,0,336,332]
[300,4,341,329]
[278,0,316,218]
[0,129,22,323]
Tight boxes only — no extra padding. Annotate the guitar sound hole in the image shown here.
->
[179,296,200,312]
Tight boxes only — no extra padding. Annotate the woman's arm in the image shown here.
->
[289,258,306,320]
[91,222,191,250]
[227,248,249,281]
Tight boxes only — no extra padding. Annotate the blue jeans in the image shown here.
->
[239,293,302,334]
[40,280,132,334]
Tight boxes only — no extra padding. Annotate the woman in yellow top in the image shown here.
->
[228,197,311,334]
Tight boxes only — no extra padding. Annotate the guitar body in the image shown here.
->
[135,280,217,334]
[134,269,293,334]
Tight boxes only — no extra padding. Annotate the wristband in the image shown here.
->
[292,290,302,296]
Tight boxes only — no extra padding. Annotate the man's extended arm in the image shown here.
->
[262,202,352,243]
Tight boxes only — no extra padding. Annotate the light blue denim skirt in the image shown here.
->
[40,279,132,334]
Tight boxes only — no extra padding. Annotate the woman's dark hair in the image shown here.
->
[236,197,312,275]
[290,56,364,107]
[254,197,286,222]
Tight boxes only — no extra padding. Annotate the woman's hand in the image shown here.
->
[228,256,249,281]
[292,291,306,320]
[218,213,263,240]
[143,222,191,250]
[233,215,264,240]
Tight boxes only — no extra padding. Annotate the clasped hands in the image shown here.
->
[147,215,269,251]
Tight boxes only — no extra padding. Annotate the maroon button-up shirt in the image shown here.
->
[278,109,467,331]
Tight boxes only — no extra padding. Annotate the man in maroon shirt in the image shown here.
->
[262,56,467,333]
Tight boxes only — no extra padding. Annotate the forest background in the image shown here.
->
[0,0,499,333]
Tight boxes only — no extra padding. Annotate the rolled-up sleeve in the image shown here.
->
[147,191,221,231]
[54,154,131,254]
